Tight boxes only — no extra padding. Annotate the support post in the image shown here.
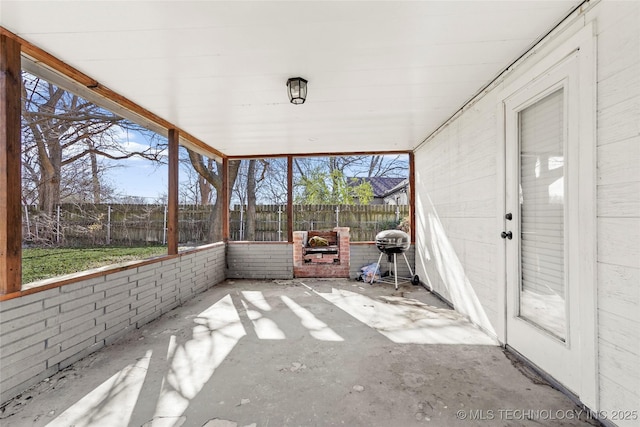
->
[287,155,293,243]
[167,129,179,254]
[278,205,283,242]
[0,34,22,294]
[409,151,416,244]
[56,205,61,243]
[162,204,167,245]
[222,157,230,242]
[106,205,111,245]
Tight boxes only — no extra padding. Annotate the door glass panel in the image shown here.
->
[518,89,566,340]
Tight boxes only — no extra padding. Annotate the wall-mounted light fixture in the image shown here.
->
[286,77,308,104]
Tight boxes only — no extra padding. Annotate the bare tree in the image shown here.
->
[246,160,257,240]
[232,159,270,240]
[179,162,203,205]
[186,150,241,242]
[363,154,409,177]
[21,72,163,219]
[258,158,288,205]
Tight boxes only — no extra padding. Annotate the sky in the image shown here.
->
[101,129,170,202]
[107,159,168,202]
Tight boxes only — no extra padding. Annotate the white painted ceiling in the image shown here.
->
[1,1,579,157]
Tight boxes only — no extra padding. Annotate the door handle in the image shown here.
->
[501,231,513,240]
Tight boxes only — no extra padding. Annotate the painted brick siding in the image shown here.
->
[414,2,640,424]
[413,90,500,337]
[224,242,416,282]
[0,244,225,404]
[586,2,640,424]
[226,243,293,279]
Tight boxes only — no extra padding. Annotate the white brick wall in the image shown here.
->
[224,243,415,282]
[414,91,500,332]
[0,243,225,404]
[586,2,640,424]
[414,2,640,424]
[226,243,293,279]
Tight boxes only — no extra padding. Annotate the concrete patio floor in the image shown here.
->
[1,279,600,427]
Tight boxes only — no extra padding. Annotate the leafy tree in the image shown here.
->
[294,155,408,182]
[295,168,373,205]
[292,155,407,204]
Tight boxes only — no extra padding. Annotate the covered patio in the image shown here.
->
[1,1,639,426]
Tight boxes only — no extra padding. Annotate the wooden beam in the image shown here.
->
[229,149,412,160]
[167,129,179,255]
[287,155,294,243]
[222,157,230,242]
[409,151,416,244]
[0,34,22,294]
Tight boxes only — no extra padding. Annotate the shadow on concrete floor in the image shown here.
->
[1,279,599,427]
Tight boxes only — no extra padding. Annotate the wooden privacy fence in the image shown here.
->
[296,204,408,241]
[21,203,409,246]
[228,204,408,242]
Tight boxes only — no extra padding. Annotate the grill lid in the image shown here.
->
[375,230,410,253]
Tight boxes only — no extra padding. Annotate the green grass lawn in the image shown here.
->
[22,246,168,284]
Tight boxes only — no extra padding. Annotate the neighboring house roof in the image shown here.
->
[382,178,409,198]
[349,177,406,198]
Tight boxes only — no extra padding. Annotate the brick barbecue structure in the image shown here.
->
[293,227,350,278]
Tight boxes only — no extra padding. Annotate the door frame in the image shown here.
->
[505,57,580,392]
[496,22,597,409]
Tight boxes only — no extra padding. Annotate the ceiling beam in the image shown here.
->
[229,149,413,160]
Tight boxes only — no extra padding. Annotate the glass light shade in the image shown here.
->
[287,77,308,104]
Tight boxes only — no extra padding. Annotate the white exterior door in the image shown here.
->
[496,22,597,409]
[503,53,583,394]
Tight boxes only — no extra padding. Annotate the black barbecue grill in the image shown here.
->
[375,229,411,253]
[371,230,420,289]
